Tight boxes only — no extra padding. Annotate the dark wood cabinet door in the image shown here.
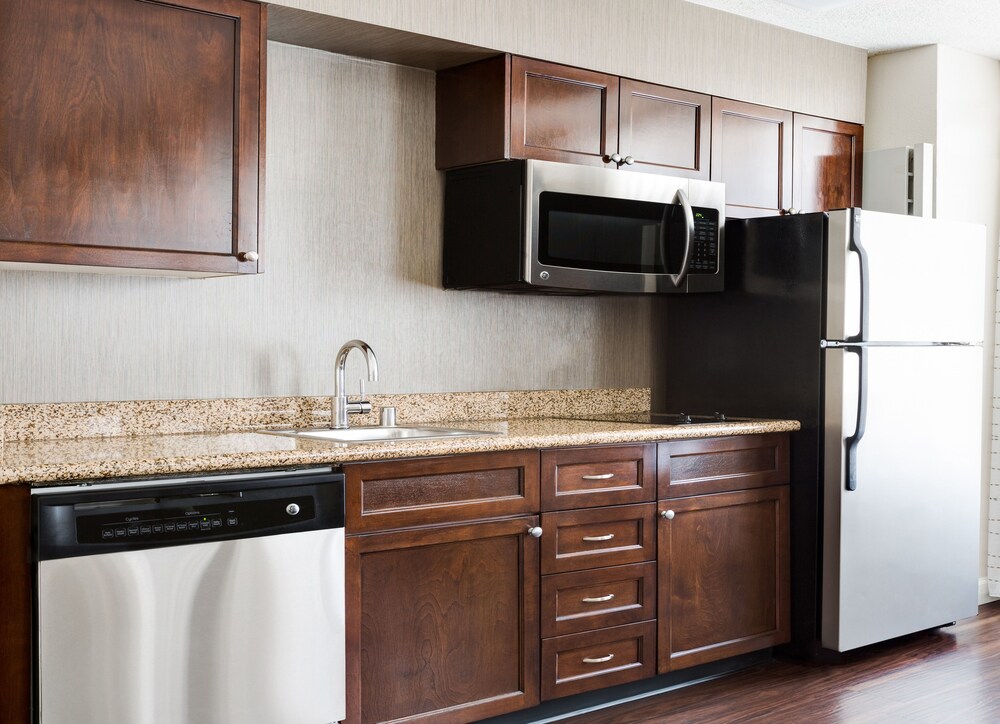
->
[510,57,619,167]
[0,0,264,275]
[657,486,790,673]
[347,517,540,724]
[793,114,864,213]
[0,485,31,724]
[711,99,793,218]
[619,80,710,179]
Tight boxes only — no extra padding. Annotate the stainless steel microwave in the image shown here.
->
[443,159,725,294]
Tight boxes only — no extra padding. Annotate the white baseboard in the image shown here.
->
[979,577,998,605]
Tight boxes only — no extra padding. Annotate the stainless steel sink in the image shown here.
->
[261,425,501,444]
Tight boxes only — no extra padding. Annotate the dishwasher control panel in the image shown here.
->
[78,495,314,545]
[33,468,345,560]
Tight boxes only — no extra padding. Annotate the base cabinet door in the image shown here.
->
[346,517,540,724]
[657,486,790,673]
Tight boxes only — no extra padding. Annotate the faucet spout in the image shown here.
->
[332,340,379,429]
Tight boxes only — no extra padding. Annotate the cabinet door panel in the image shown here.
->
[619,80,710,179]
[658,487,790,672]
[793,114,864,213]
[0,0,262,274]
[347,517,540,724]
[711,99,792,218]
[511,57,618,166]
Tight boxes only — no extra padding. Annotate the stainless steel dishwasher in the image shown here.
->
[32,467,345,724]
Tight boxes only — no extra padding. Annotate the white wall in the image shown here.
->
[865,47,938,152]
[866,45,1000,599]
[272,0,868,123]
[0,44,653,404]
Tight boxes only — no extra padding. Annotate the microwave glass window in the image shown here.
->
[538,192,696,274]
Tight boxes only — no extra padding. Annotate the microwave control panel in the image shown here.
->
[690,209,719,273]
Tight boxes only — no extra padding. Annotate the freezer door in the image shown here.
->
[822,345,981,652]
[37,528,345,724]
[826,209,986,343]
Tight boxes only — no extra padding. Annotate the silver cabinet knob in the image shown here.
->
[660,509,675,520]
[606,153,623,165]
[527,526,543,538]
[238,251,259,262]
[623,155,635,165]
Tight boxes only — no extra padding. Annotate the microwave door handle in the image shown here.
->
[669,188,695,289]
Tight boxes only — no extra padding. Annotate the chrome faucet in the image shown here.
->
[332,340,379,429]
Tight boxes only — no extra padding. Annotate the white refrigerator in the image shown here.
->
[821,209,985,651]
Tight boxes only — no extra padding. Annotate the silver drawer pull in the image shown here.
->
[581,473,615,480]
[582,654,615,664]
[581,593,615,603]
[582,533,615,542]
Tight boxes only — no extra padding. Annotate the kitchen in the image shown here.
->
[2,0,999,722]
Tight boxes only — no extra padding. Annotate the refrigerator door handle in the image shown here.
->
[844,345,868,491]
[665,188,694,289]
[846,210,869,343]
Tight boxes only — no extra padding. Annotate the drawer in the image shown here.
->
[344,450,539,533]
[658,433,789,498]
[541,444,655,511]
[540,504,656,574]
[541,562,656,637]
[541,621,656,700]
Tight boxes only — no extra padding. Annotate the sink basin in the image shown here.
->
[261,425,501,444]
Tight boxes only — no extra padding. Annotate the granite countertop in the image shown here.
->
[1,416,799,486]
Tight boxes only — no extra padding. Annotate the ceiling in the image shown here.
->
[685,0,1000,60]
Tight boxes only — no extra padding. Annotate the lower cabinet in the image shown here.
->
[346,517,540,724]
[657,486,791,673]
[345,434,791,721]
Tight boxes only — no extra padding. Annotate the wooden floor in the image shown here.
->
[568,602,1000,723]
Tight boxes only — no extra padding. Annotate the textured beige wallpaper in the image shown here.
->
[0,43,653,404]
[272,0,867,123]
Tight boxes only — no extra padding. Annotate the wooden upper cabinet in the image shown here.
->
[711,99,793,218]
[793,114,864,213]
[619,80,710,179]
[0,0,265,275]
[511,56,619,167]
[437,55,709,175]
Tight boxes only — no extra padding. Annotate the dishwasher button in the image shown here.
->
[127,526,140,536]
[101,528,115,540]
[114,527,127,538]
[226,517,239,526]
[286,503,300,516]
[211,518,223,528]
